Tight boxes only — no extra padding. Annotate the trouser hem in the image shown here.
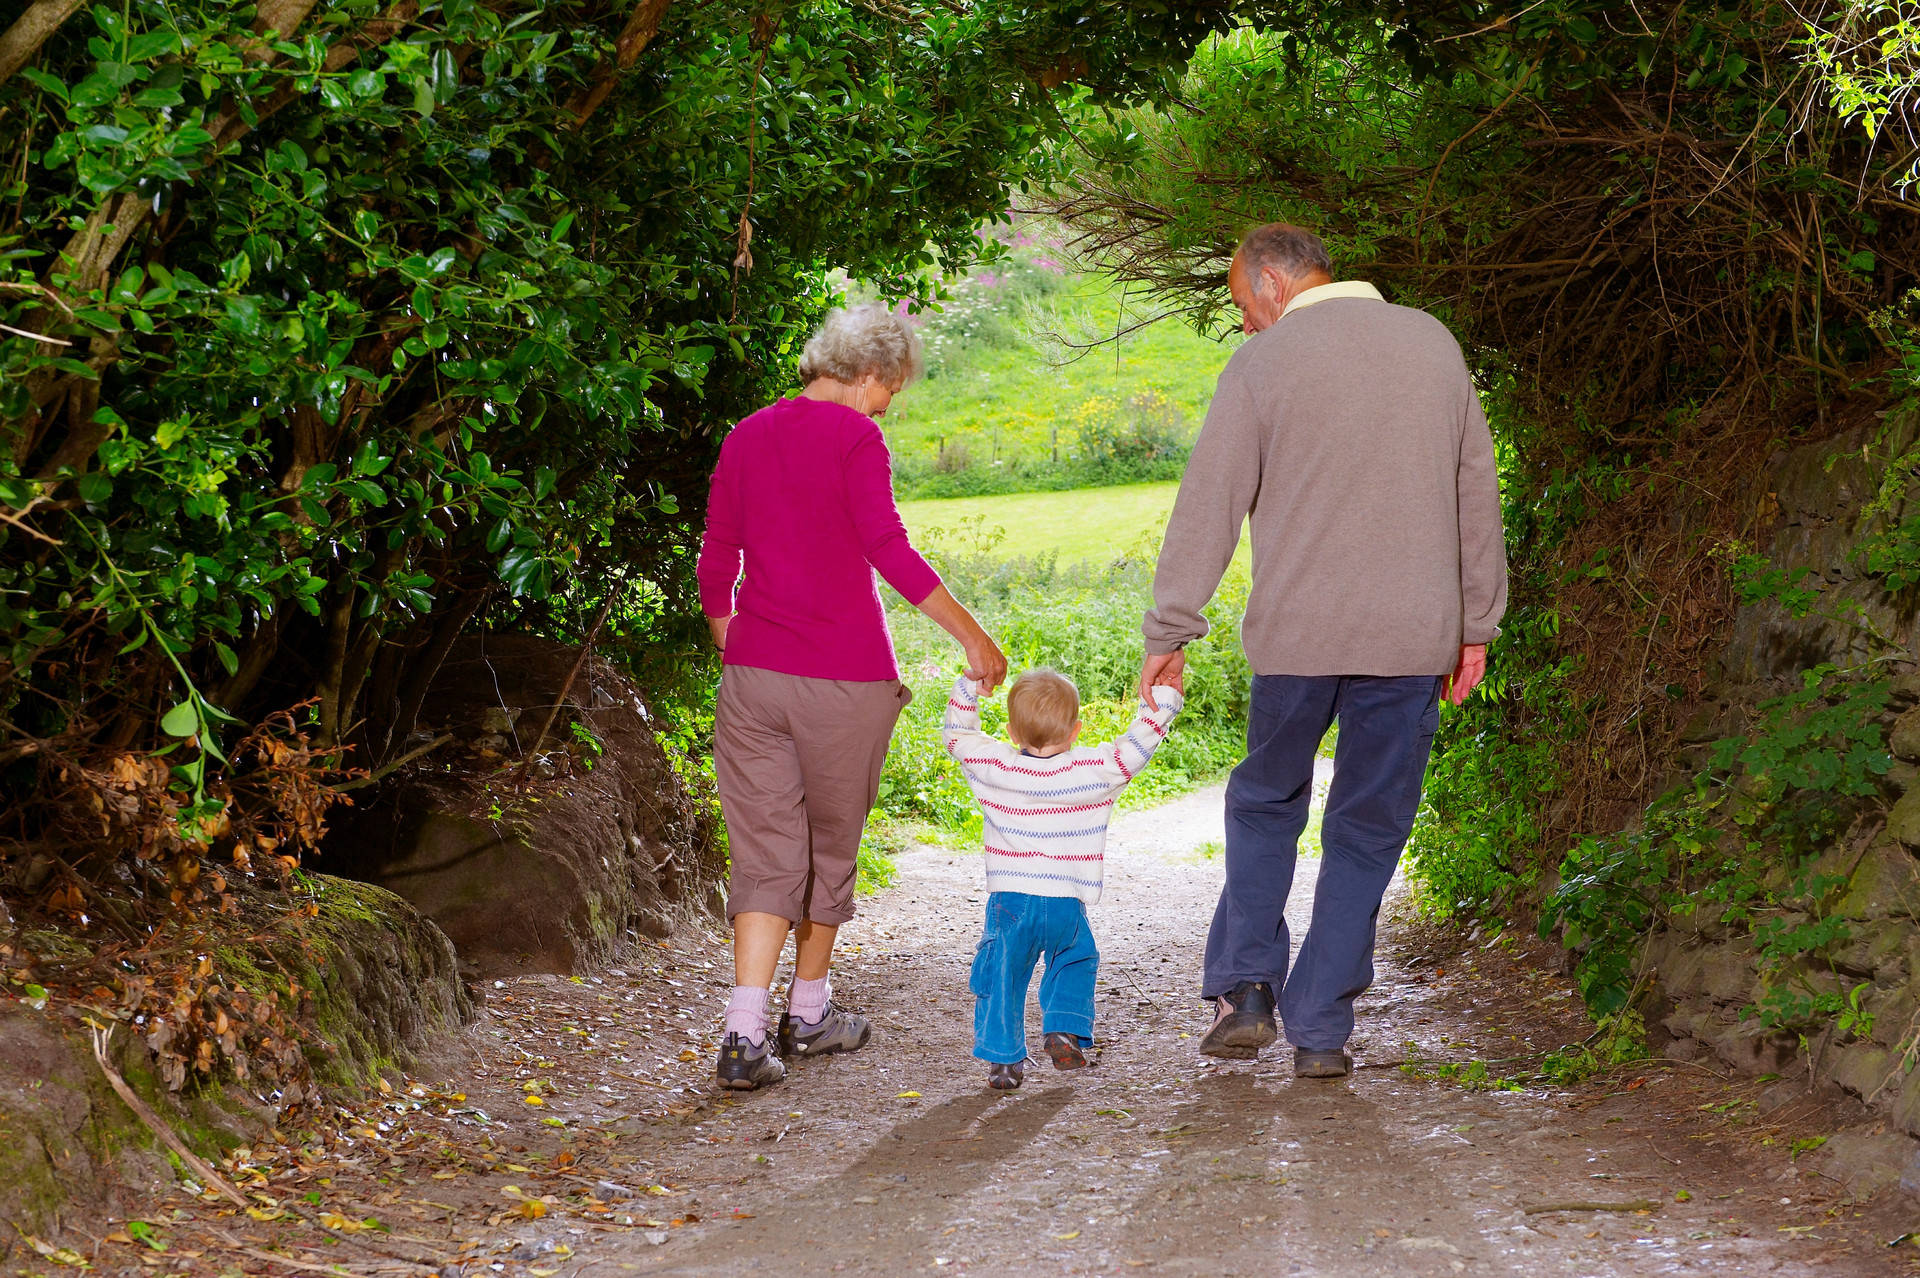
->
[1039,1013,1094,1040]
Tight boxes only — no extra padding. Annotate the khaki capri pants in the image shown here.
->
[715,665,912,926]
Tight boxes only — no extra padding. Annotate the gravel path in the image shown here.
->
[130,783,1911,1277]
[624,784,1908,1277]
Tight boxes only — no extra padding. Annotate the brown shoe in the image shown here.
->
[1199,981,1277,1060]
[1043,1032,1089,1070]
[987,1060,1025,1090]
[1294,1047,1352,1078]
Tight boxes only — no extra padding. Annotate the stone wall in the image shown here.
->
[1645,407,1920,1146]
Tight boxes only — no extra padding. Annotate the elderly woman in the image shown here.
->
[697,302,1007,1090]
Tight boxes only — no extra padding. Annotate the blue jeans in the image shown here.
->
[1203,674,1442,1050]
[970,892,1098,1064]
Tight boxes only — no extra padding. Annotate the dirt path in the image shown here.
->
[622,786,1913,1277]
[100,786,1917,1276]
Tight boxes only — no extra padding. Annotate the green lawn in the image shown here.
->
[876,250,1235,472]
[899,481,1250,569]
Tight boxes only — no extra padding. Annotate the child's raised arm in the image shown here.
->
[941,674,991,760]
[1096,688,1185,789]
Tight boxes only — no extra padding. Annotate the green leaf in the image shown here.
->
[160,699,200,737]
[18,68,69,101]
[75,472,111,505]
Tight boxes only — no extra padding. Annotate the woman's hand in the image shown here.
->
[964,632,1008,696]
[708,614,731,652]
[914,585,1006,694]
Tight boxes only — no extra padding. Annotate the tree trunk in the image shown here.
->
[0,0,84,86]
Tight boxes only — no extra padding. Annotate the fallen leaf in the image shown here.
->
[23,1236,90,1267]
[1054,1231,1080,1240]
[524,1095,546,1106]
[244,1206,288,1221]
[896,1091,922,1099]
[677,1049,699,1062]
[516,1200,548,1220]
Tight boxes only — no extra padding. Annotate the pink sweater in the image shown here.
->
[697,396,941,682]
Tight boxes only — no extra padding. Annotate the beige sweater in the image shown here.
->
[1144,292,1507,676]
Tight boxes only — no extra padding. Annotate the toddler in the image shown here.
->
[942,668,1183,1089]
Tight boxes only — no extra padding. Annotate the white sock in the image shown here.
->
[725,985,770,1044]
[789,976,830,1025]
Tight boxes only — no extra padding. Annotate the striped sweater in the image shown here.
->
[941,675,1183,904]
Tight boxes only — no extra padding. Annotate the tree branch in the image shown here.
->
[0,0,83,86]
[564,0,673,130]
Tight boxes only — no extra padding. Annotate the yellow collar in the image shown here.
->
[1280,280,1384,318]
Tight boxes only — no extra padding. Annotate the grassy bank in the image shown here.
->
[877,234,1234,499]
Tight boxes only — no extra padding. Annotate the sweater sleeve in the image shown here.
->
[940,675,989,759]
[1457,387,1509,645]
[1089,689,1184,793]
[1143,368,1261,655]
[696,437,743,620]
[846,423,941,606]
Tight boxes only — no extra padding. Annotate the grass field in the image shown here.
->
[877,245,1235,473]
[900,482,1177,565]
[899,481,1251,569]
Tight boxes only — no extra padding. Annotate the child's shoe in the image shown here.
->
[1043,1032,1089,1070]
[987,1060,1025,1090]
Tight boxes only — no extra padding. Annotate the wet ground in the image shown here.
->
[70,785,1920,1276]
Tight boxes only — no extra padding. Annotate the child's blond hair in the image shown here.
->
[1006,668,1080,750]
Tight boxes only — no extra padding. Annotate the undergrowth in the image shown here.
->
[876,518,1250,840]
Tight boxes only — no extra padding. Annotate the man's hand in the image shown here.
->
[707,614,731,652]
[965,634,1009,695]
[1445,644,1487,706]
[1139,650,1187,710]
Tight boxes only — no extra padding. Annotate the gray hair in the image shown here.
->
[1237,223,1333,286]
[797,302,925,388]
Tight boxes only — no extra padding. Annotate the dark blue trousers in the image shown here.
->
[1203,674,1442,1050]
[971,892,1098,1064]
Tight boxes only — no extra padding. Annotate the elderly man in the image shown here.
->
[1138,224,1508,1078]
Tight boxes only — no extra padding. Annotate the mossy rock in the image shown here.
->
[223,875,473,1087]
[0,878,471,1242]
[0,1010,257,1241]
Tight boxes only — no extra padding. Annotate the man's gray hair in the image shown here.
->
[1237,223,1333,285]
[797,302,925,388]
